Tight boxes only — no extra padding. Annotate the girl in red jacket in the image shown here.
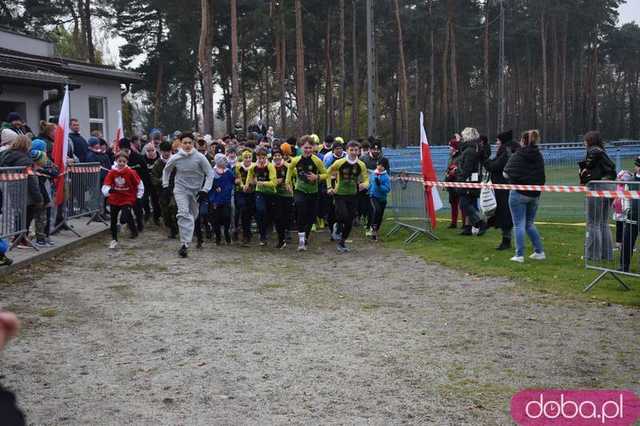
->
[102,152,144,249]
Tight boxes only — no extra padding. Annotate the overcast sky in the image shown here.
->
[619,1,640,24]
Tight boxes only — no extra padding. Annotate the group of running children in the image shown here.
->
[101,133,391,257]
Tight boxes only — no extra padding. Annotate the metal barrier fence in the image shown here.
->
[0,167,29,246]
[53,162,105,236]
[386,172,437,243]
[584,180,639,292]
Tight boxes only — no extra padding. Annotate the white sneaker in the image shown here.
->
[529,252,546,260]
[109,240,118,249]
[510,256,524,263]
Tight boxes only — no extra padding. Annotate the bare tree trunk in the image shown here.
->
[199,0,214,135]
[561,13,568,141]
[441,16,450,138]
[278,3,287,135]
[448,0,459,133]
[393,0,408,146]
[295,0,307,135]
[266,65,271,127]
[591,42,599,129]
[241,50,248,133]
[484,0,490,136]
[79,0,95,63]
[339,0,346,136]
[324,12,334,135]
[350,0,359,138]
[231,0,240,128]
[153,61,163,128]
[428,0,435,141]
[541,12,548,138]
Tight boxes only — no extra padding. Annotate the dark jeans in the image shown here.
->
[294,191,318,238]
[208,203,231,243]
[255,192,275,241]
[370,197,387,231]
[460,194,483,227]
[335,194,359,242]
[235,192,255,241]
[110,204,137,241]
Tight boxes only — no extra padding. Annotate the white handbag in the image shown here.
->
[480,178,497,217]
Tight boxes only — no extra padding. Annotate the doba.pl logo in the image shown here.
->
[511,390,640,425]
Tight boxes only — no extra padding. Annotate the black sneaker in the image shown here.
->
[447,223,457,229]
[460,226,473,236]
[277,240,287,249]
[476,222,489,237]
[196,240,203,249]
[178,245,188,258]
[0,254,13,267]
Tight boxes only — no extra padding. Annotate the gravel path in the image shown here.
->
[0,227,638,425]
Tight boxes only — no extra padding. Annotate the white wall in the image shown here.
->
[0,86,43,129]
[68,76,123,140]
[0,31,54,57]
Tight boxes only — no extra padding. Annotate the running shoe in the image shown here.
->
[510,256,524,263]
[277,241,287,250]
[529,252,546,261]
[109,240,118,250]
[179,245,188,258]
[365,228,373,237]
[0,254,13,267]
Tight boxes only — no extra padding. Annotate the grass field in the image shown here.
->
[383,167,640,308]
[383,221,640,307]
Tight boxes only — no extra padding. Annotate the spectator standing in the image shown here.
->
[579,131,617,262]
[445,135,463,228]
[503,130,546,263]
[68,118,88,163]
[456,127,489,236]
[620,157,640,272]
[483,130,518,250]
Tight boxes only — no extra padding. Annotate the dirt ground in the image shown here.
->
[0,226,638,425]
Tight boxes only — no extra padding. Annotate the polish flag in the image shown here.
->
[420,112,443,229]
[113,109,123,152]
[52,86,70,206]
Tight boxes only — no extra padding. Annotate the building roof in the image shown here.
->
[0,46,141,87]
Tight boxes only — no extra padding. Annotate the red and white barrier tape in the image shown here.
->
[391,176,640,199]
[0,173,28,182]
[423,180,586,193]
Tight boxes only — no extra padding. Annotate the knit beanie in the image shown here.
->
[31,139,46,152]
[214,153,228,167]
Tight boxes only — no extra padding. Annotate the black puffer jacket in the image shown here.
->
[456,139,489,197]
[503,144,545,197]
[0,149,43,205]
[579,146,616,185]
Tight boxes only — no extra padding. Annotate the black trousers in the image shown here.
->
[294,191,318,238]
[209,203,231,242]
[235,192,255,241]
[335,194,359,243]
[274,195,292,243]
[370,197,387,231]
[110,204,137,241]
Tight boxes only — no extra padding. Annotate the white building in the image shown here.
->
[0,28,140,139]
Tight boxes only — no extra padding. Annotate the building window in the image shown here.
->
[89,96,106,136]
[45,91,61,123]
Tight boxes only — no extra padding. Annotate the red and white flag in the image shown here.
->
[420,112,443,229]
[113,109,123,152]
[52,86,70,206]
